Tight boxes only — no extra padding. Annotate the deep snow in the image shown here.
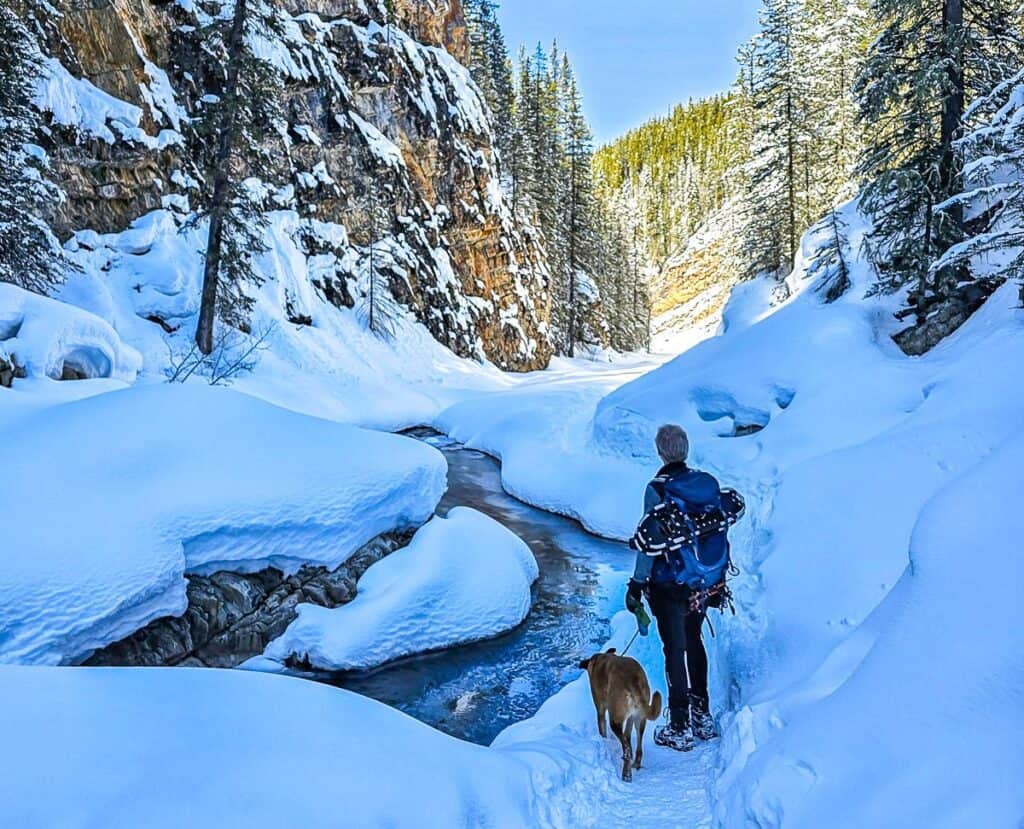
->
[0,666,538,828]
[0,383,445,665]
[262,506,539,671]
[2,204,1021,826]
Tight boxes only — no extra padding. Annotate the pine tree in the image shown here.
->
[741,0,808,280]
[855,0,1022,318]
[188,0,285,355]
[358,176,402,339]
[933,66,1024,302]
[464,0,515,162]
[0,5,64,293]
[561,59,597,355]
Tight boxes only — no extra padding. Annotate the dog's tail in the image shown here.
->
[645,690,663,721]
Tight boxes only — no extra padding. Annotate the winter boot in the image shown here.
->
[690,696,717,741]
[654,708,694,752]
[691,709,718,741]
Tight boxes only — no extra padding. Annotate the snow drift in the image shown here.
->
[264,507,539,671]
[0,282,141,382]
[0,384,446,665]
[0,666,537,828]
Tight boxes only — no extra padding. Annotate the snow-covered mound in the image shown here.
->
[263,507,539,671]
[0,282,141,382]
[0,666,536,828]
[0,384,446,665]
[435,354,669,539]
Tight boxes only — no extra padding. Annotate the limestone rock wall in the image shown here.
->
[27,0,552,370]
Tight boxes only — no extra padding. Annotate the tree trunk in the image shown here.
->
[195,0,248,355]
[939,0,964,202]
[567,150,578,358]
[786,90,797,269]
[919,189,934,323]
[935,0,966,300]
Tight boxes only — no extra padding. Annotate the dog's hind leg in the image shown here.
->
[589,681,608,738]
[633,715,646,770]
[611,718,633,782]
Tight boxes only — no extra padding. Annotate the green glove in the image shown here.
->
[634,603,652,637]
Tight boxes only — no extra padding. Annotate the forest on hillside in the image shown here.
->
[594,0,1024,352]
[462,0,652,354]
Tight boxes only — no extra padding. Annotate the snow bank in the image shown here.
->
[0,282,141,382]
[264,507,539,670]
[715,430,1024,828]
[0,666,536,828]
[435,354,670,539]
[0,384,445,665]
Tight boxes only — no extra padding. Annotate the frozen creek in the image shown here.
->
[324,431,635,744]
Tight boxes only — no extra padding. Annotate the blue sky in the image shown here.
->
[496,0,761,144]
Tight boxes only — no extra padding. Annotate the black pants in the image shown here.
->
[647,583,708,728]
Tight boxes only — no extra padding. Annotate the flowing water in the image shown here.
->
[325,431,634,745]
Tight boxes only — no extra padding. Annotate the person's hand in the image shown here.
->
[625,579,645,613]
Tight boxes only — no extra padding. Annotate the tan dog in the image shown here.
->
[579,648,663,782]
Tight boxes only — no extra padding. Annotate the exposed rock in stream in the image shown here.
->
[85,531,413,668]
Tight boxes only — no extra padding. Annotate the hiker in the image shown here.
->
[625,424,741,752]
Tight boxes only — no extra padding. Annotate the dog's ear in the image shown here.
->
[578,657,591,670]
[605,647,617,655]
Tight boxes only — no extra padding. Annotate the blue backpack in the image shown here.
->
[630,470,744,590]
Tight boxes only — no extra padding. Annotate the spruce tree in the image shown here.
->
[933,66,1024,302]
[741,0,808,280]
[855,0,1022,318]
[0,5,64,293]
[188,0,285,355]
[464,0,515,162]
[561,60,596,355]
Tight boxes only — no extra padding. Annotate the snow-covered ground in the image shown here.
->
[0,666,539,828]
[262,507,539,671]
[2,198,1021,824]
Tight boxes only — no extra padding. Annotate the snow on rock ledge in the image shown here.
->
[0,283,141,382]
[263,506,539,671]
[0,384,446,665]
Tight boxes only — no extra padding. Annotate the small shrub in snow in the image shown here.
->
[165,323,274,386]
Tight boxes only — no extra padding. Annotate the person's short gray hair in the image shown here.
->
[656,424,689,464]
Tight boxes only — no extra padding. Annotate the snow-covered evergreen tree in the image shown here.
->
[855,0,1023,320]
[560,58,598,355]
[741,0,808,280]
[0,5,65,293]
[934,68,1024,303]
[186,0,286,355]
[463,0,515,162]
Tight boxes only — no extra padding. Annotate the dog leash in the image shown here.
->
[621,628,641,656]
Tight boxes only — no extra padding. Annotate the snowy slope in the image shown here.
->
[263,507,539,670]
[437,203,1024,826]
[59,209,509,431]
[0,384,446,665]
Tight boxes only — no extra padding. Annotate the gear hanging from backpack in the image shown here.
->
[629,471,745,591]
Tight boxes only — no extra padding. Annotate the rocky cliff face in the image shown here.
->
[25,0,552,370]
